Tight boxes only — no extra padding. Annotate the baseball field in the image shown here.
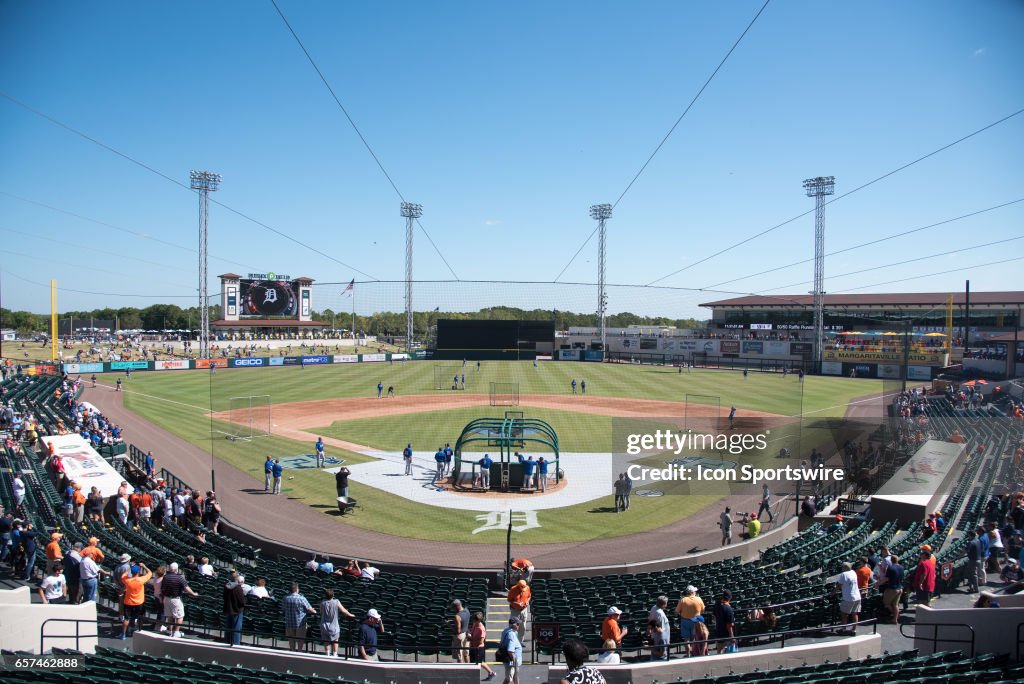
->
[102,361,885,544]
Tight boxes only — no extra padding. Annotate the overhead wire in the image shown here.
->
[699,196,1024,289]
[645,106,1024,285]
[0,91,379,280]
[269,0,460,281]
[553,0,771,282]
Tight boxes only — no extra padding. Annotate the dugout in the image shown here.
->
[433,319,554,361]
[452,414,560,492]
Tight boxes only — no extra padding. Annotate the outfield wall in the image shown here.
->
[62,352,423,375]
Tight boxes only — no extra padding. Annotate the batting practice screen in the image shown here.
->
[434,319,554,360]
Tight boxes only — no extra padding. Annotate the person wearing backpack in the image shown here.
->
[498,617,523,684]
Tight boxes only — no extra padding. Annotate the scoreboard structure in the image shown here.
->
[213,272,327,336]
[434,319,554,361]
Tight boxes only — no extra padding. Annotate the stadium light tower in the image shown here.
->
[590,203,613,354]
[803,176,835,375]
[400,202,423,352]
[190,170,221,359]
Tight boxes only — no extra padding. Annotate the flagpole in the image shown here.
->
[351,285,356,342]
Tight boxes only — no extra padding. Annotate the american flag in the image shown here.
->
[342,279,355,295]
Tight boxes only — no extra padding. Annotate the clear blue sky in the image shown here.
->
[1,0,1022,319]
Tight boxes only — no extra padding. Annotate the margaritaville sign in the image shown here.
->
[822,349,948,366]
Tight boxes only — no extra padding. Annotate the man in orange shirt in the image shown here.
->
[507,580,531,639]
[855,558,872,592]
[72,484,87,525]
[129,490,144,525]
[600,606,628,647]
[510,558,534,584]
[81,537,105,564]
[120,562,153,639]
[45,532,63,574]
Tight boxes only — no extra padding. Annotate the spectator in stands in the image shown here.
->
[121,562,152,639]
[855,557,872,591]
[38,563,67,605]
[152,565,166,630]
[965,530,983,593]
[161,562,199,639]
[319,586,354,656]
[450,599,471,662]
[712,590,736,654]
[281,582,317,651]
[249,577,271,599]
[198,556,217,577]
[223,570,247,646]
[304,554,319,572]
[675,585,704,656]
[64,542,83,605]
[72,484,86,525]
[507,580,531,639]
[913,546,937,607]
[44,532,63,574]
[600,606,627,647]
[510,558,535,584]
[987,523,1004,572]
[79,537,104,565]
[184,554,199,574]
[499,617,523,684]
[836,562,862,634]
[560,638,607,684]
[1000,558,1024,587]
[15,520,37,580]
[116,492,129,527]
[974,593,1001,608]
[359,609,384,660]
[360,561,380,581]
[648,595,670,660]
[11,473,26,515]
[202,491,221,534]
[877,554,904,624]
[469,612,496,679]
[337,559,361,577]
[317,555,335,574]
[594,639,620,665]
[801,495,816,518]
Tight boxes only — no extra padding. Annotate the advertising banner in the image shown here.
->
[908,365,933,381]
[765,341,787,356]
[269,357,285,366]
[720,340,740,354]
[749,323,773,330]
[823,349,947,366]
[66,362,105,374]
[195,358,228,369]
[111,361,150,370]
[361,353,387,362]
[583,350,604,361]
[42,434,133,496]
[229,358,265,368]
[391,353,409,360]
[559,349,581,361]
[741,341,763,354]
[877,364,901,379]
[227,287,237,317]
[155,359,191,370]
[302,355,331,365]
[639,338,657,350]
[790,342,813,356]
[301,289,310,317]
[281,356,302,366]
[333,354,359,363]
[821,361,843,375]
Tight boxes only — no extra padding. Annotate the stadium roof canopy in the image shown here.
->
[701,291,1024,310]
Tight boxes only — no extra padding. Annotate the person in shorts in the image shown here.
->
[469,612,495,680]
[836,561,862,634]
[281,583,316,651]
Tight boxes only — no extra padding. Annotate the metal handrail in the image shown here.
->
[540,618,878,664]
[898,621,976,657]
[39,617,101,654]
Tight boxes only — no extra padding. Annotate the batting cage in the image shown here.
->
[452,415,560,491]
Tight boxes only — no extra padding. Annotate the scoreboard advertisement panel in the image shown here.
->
[239,278,301,318]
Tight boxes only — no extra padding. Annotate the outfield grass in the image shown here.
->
[109,360,882,417]
[115,361,884,544]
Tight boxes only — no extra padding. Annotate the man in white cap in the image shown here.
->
[160,561,198,638]
[600,606,628,647]
[113,553,132,619]
[674,585,705,656]
[359,608,384,660]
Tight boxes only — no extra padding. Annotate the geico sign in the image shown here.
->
[233,358,264,367]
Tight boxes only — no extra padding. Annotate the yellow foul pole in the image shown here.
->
[51,279,58,362]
